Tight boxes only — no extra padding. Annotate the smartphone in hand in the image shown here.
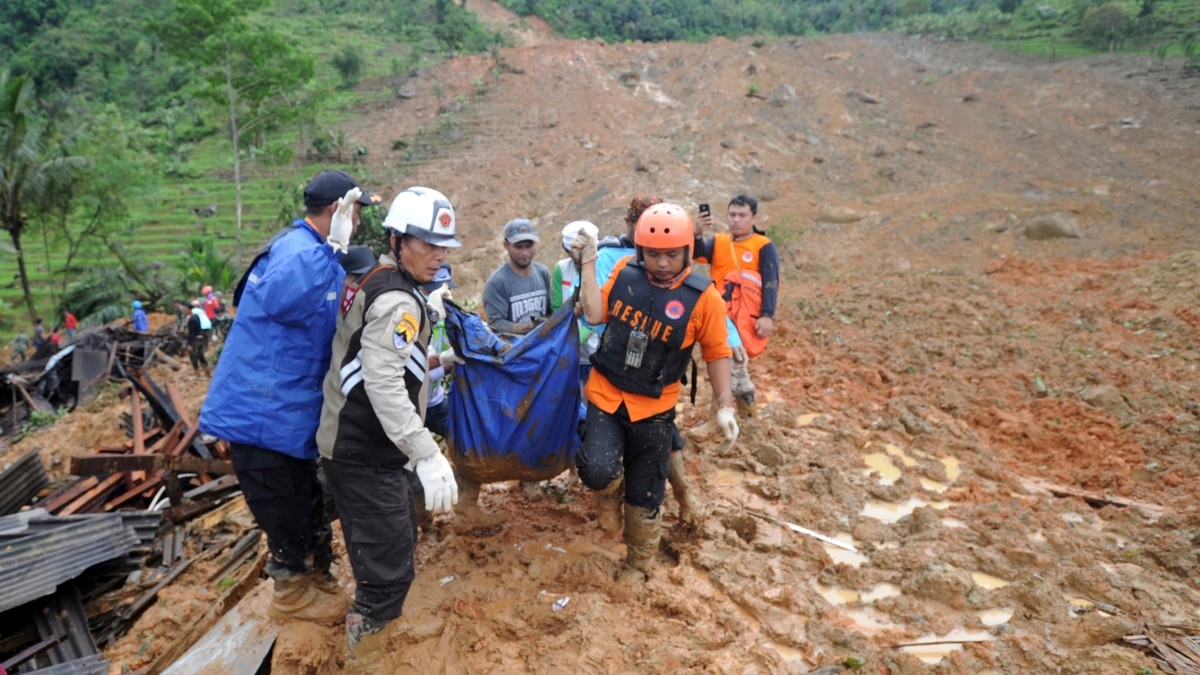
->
[698,203,710,217]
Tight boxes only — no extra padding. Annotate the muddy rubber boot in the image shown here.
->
[346,612,390,673]
[735,391,757,420]
[270,573,348,625]
[593,477,625,535]
[452,477,507,533]
[614,506,663,600]
[667,451,701,527]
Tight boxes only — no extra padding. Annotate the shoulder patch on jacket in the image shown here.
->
[393,312,419,350]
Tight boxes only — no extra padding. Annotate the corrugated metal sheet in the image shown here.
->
[0,509,138,613]
[21,581,104,675]
[23,654,108,675]
[160,584,276,675]
[96,511,164,575]
[0,450,50,516]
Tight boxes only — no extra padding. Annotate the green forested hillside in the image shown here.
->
[499,0,1198,49]
[0,0,1193,335]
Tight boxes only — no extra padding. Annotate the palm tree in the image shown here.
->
[0,70,86,322]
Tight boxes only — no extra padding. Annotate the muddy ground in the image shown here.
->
[8,5,1200,674]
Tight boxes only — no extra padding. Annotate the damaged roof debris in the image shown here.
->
[0,325,261,674]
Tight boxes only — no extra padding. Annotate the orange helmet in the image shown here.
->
[635,203,693,264]
[201,285,213,296]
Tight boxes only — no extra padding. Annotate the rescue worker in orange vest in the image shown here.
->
[694,194,780,418]
[572,203,739,593]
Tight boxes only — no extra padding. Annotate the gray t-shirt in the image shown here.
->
[483,262,551,334]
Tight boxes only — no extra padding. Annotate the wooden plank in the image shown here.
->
[12,380,55,415]
[147,554,267,673]
[104,475,165,511]
[71,454,234,476]
[166,383,193,426]
[40,476,99,514]
[131,389,146,482]
[148,421,186,456]
[186,474,240,501]
[59,474,125,515]
[160,582,276,675]
[0,632,66,671]
[1020,478,1171,518]
[170,422,201,457]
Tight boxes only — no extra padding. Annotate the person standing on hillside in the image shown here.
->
[130,301,149,334]
[198,169,382,626]
[10,330,29,363]
[572,204,739,595]
[32,317,45,352]
[316,186,460,663]
[201,285,217,320]
[187,300,212,375]
[694,194,779,419]
[62,309,77,341]
[482,218,551,336]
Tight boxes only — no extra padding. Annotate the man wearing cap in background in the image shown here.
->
[199,168,382,626]
[483,218,551,336]
[340,245,377,287]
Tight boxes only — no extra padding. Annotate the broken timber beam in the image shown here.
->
[70,455,233,476]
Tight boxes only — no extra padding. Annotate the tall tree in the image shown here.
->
[151,0,314,268]
[0,70,86,322]
[32,106,160,300]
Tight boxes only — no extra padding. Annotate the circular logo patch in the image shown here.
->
[664,299,685,320]
[741,251,754,263]
[437,210,453,230]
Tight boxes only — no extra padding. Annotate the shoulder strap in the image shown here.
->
[340,264,392,317]
[681,268,712,294]
[726,235,743,272]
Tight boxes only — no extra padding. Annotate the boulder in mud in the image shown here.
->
[816,206,871,223]
[769,84,797,106]
[1079,384,1129,418]
[1023,213,1083,240]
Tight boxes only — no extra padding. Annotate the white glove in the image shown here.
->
[426,284,450,318]
[731,345,748,365]
[439,347,466,367]
[413,451,458,513]
[570,228,598,265]
[327,187,360,253]
[717,407,740,444]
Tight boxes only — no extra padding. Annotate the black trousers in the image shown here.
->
[575,402,674,511]
[187,337,208,370]
[322,459,418,622]
[228,443,333,578]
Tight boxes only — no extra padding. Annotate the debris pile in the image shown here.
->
[0,323,252,674]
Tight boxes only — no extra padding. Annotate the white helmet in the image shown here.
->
[560,220,599,253]
[382,187,461,248]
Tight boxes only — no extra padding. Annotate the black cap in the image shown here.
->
[419,263,458,294]
[303,169,383,209]
[339,246,376,276]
